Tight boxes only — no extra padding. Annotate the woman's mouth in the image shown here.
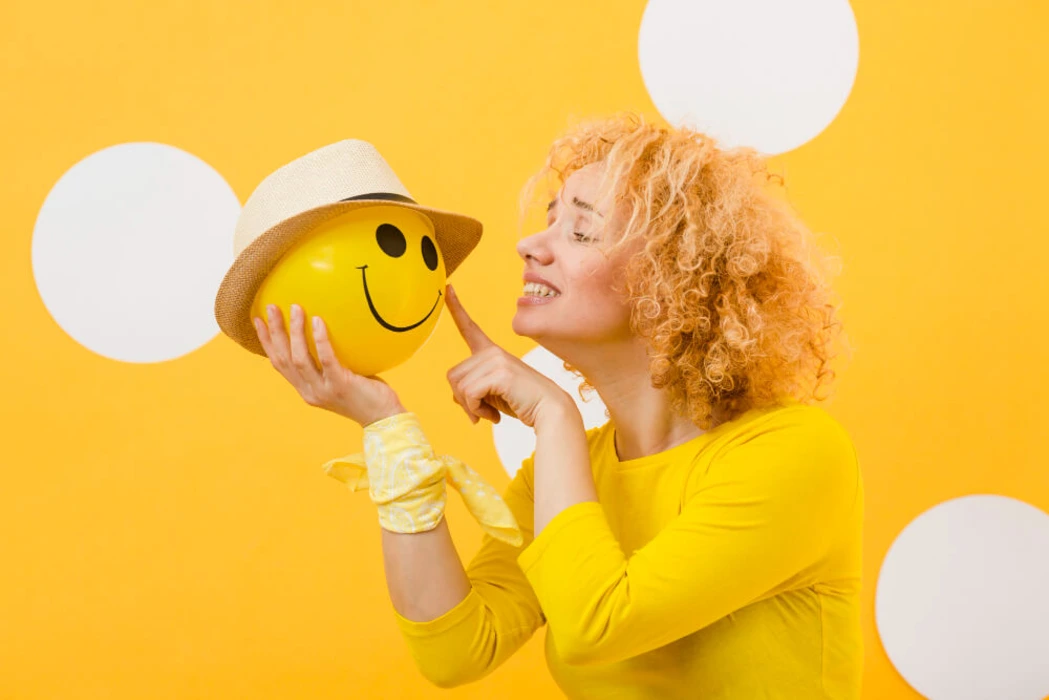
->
[518,281,561,306]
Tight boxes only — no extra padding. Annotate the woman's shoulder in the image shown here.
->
[721,400,855,453]
[695,400,860,493]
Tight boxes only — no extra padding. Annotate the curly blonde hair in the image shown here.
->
[519,112,852,430]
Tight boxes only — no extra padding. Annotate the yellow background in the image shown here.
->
[2,1,1047,697]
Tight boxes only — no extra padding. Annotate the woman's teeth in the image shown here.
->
[523,282,560,297]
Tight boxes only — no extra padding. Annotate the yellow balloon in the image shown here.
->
[251,205,446,376]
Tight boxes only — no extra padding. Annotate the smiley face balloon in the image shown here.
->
[250,205,445,376]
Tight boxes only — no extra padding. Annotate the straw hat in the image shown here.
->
[213,139,482,357]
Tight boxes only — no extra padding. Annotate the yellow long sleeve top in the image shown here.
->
[393,399,864,698]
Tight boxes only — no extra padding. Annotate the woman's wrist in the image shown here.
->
[363,401,409,428]
[534,394,579,432]
[359,409,448,534]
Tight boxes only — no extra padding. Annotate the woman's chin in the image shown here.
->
[511,313,540,340]
[510,316,528,337]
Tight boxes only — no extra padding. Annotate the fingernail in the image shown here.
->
[291,304,300,318]
[267,304,276,318]
[312,316,320,331]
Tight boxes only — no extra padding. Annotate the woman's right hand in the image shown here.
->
[253,303,406,428]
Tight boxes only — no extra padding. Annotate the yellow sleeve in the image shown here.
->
[391,456,546,688]
[515,414,861,666]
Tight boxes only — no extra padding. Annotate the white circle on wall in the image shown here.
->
[875,495,1049,700]
[32,143,241,363]
[491,346,609,477]
[638,0,859,155]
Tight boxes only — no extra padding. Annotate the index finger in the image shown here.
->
[444,284,495,354]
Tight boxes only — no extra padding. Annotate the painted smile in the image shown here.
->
[357,265,441,332]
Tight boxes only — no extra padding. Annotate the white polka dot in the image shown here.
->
[638,0,859,154]
[491,347,609,477]
[32,143,240,362]
[875,495,1049,700]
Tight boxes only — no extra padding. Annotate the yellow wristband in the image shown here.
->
[322,413,523,547]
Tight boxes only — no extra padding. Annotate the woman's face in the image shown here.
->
[512,163,637,346]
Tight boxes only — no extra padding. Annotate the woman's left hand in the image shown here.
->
[444,284,572,428]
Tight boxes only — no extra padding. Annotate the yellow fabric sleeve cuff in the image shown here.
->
[392,586,484,637]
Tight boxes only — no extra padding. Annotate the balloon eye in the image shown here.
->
[421,235,438,271]
[376,224,406,258]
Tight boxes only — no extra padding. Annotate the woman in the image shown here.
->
[255,113,863,698]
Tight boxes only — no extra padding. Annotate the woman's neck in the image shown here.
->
[607,394,705,462]
[560,337,705,462]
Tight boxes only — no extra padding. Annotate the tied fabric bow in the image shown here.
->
[321,412,523,548]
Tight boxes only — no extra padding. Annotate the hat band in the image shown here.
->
[339,192,416,204]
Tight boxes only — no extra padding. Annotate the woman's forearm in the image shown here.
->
[533,400,599,535]
[376,397,593,622]
[361,406,472,622]
[381,518,472,622]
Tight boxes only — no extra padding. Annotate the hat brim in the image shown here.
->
[213,198,482,357]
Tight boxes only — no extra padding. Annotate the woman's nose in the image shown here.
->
[516,231,554,264]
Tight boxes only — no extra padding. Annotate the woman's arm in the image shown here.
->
[519,410,862,666]
[381,520,471,621]
[374,434,547,688]
[532,399,599,534]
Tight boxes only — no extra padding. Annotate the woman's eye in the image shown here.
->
[573,232,593,243]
